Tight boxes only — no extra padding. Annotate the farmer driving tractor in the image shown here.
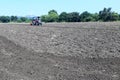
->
[30,16,42,26]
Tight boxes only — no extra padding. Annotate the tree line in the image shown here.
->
[0,7,120,23]
[0,16,31,23]
[41,8,120,22]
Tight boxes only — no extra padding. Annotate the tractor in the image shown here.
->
[30,17,42,26]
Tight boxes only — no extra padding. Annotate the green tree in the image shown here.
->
[92,13,99,21]
[17,17,30,22]
[80,11,93,22]
[110,12,119,21]
[59,12,68,22]
[41,10,59,22]
[48,12,59,22]
[0,16,10,23]
[48,10,59,22]
[99,8,119,21]
[11,16,18,22]
[85,16,94,22]
[20,17,26,22]
[48,10,58,14]
[41,15,48,22]
[119,14,120,20]
[66,12,80,22]
[66,13,72,22]
[68,12,80,22]
[99,8,112,21]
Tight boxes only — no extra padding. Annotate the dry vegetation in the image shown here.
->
[0,22,120,80]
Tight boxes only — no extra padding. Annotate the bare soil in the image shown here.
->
[0,22,120,80]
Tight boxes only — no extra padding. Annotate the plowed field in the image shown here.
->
[0,22,120,80]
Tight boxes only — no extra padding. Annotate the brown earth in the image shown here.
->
[0,22,120,80]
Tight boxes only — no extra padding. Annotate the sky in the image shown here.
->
[0,0,119,16]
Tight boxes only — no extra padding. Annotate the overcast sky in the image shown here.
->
[0,0,119,16]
